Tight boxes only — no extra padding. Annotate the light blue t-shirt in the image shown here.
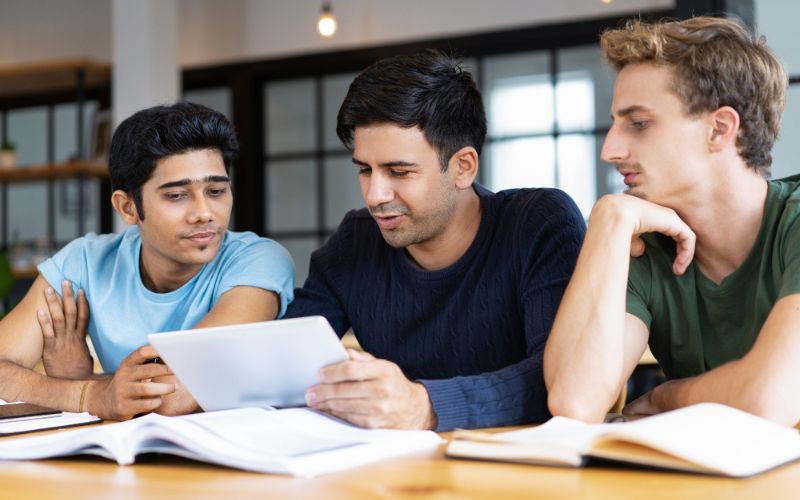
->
[38,226,295,373]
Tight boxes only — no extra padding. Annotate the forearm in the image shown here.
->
[420,357,548,432]
[648,361,799,426]
[0,359,87,412]
[544,203,635,421]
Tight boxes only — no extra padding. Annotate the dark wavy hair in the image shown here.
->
[108,102,239,219]
[337,49,487,171]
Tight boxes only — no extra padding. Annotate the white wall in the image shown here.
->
[0,0,110,66]
[0,0,673,68]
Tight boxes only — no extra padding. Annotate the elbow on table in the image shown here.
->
[547,387,608,424]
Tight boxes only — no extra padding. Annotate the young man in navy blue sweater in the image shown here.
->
[286,50,585,431]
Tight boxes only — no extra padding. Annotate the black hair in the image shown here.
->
[108,101,239,220]
[336,49,487,171]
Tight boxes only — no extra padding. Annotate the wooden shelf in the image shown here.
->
[0,59,110,99]
[0,161,108,183]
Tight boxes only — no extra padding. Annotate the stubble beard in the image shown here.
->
[378,187,458,249]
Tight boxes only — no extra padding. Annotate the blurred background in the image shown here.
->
[0,0,796,291]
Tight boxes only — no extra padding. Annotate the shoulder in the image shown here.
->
[488,186,582,222]
[52,229,133,263]
[771,175,800,218]
[216,231,293,263]
[485,186,585,239]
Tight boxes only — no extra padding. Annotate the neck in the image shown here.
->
[139,246,202,293]
[405,188,482,271]
[673,165,768,284]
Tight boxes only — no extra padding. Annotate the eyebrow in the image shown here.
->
[157,175,230,190]
[351,158,418,168]
[612,105,653,120]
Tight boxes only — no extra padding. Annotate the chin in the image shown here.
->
[624,187,648,200]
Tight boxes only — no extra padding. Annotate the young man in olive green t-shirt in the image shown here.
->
[543,17,800,426]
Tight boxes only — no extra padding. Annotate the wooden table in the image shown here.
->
[0,426,798,499]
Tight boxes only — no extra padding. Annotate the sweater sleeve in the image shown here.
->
[283,213,354,337]
[419,190,586,431]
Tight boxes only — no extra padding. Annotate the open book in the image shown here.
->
[0,407,441,477]
[447,403,800,477]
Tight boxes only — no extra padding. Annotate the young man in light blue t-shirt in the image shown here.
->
[0,102,294,421]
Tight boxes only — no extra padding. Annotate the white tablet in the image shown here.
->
[147,316,348,411]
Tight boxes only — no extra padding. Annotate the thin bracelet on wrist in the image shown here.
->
[78,381,91,413]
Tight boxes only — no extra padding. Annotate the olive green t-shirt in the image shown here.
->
[626,175,800,380]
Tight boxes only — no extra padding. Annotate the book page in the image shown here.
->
[446,416,615,466]
[588,403,800,477]
[133,407,441,476]
[173,408,366,457]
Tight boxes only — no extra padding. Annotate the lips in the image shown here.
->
[186,231,217,245]
[617,169,640,186]
[373,215,404,230]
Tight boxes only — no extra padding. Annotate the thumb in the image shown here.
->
[347,348,375,361]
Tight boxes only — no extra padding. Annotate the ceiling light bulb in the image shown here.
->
[318,3,337,38]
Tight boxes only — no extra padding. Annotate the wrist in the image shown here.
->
[84,380,104,417]
[413,382,437,430]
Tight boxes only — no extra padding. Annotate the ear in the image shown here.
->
[708,106,740,153]
[111,190,140,225]
[447,146,479,190]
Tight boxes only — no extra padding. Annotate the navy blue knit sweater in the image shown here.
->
[285,184,585,431]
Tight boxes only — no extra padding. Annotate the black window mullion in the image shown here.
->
[46,105,55,247]
[314,76,326,246]
[549,48,560,190]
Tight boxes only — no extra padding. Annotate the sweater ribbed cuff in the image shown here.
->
[419,378,469,432]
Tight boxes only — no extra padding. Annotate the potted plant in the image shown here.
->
[0,139,17,169]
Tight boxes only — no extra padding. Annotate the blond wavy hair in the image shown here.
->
[601,16,787,176]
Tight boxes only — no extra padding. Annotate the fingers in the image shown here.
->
[128,381,177,398]
[672,229,696,276]
[37,309,55,340]
[61,280,77,332]
[347,348,375,361]
[630,235,646,258]
[317,358,392,384]
[129,362,173,381]
[76,289,89,333]
[125,345,162,365]
[43,286,66,334]
[307,380,378,405]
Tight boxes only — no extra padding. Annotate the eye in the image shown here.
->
[207,187,228,197]
[630,120,648,131]
[358,166,372,175]
[390,169,409,177]
[164,192,187,201]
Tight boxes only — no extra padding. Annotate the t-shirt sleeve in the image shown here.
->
[626,253,653,330]
[216,237,296,318]
[37,237,88,294]
[779,208,800,299]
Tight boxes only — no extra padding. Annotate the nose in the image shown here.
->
[600,125,629,164]
[363,171,394,208]
[188,194,214,224]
